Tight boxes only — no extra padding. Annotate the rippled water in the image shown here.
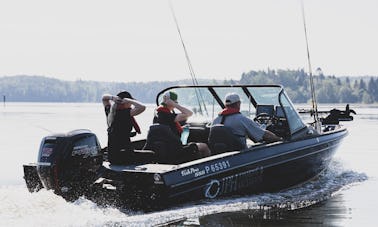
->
[0,103,375,226]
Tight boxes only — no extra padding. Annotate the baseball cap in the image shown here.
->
[163,91,178,102]
[224,93,240,105]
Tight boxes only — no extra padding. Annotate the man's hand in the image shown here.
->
[164,98,177,107]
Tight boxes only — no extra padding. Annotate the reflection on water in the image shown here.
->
[0,103,376,226]
[200,195,350,226]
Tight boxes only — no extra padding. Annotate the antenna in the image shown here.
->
[301,1,321,132]
[168,0,209,116]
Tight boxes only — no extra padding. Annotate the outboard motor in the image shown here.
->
[23,129,103,200]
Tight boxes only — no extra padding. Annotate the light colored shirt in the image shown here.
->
[212,113,265,148]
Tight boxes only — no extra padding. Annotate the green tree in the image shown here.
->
[368,77,378,102]
[359,79,366,90]
[345,77,351,88]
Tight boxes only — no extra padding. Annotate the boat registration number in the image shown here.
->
[180,160,231,178]
[205,160,231,174]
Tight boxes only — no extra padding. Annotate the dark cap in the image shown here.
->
[117,91,133,99]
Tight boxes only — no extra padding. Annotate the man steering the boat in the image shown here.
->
[212,93,282,148]
[102,91,146,164]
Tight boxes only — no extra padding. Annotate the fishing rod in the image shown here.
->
[168,0,209,116]
[300,1,321,132]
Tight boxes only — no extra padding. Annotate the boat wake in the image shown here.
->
[0,159,367,227]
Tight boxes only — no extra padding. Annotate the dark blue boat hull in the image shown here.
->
[96,128,347,209]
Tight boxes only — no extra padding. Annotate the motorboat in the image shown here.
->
[23,84,353,210]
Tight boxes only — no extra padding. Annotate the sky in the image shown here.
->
[0,0,377,82]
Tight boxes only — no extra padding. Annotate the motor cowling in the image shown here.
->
[35,129,103,199]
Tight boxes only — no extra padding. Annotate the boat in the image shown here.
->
[23,84,354,211]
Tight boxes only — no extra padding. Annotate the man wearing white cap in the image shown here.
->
[152,91,211,161]
[212,92,282,148]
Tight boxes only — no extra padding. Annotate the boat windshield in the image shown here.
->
[156,85,306,136]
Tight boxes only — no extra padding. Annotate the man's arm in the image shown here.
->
[102,94,115,107]
[119,98,146,116]
[164,99,193,122]
[243,116,282,143]
[262,130,283,143]
[173,103,193,122]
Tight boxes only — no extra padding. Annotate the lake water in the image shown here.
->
[0,102,376,226]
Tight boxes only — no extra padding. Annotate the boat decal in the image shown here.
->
[218,166,263,196]
[37,162,51,166]
[180,167,200,177]
[41,147,53,157]
[72,145,99,157]
[153,173,164,184]
[180,160,231,178]
[204,179,220,199]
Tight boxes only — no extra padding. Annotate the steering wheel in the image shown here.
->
[254,113,273,125]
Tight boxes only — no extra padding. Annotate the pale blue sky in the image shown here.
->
[0,0,377,82]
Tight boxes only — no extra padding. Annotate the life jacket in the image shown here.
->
[218,107,241,124]
[107,107,141,137]
[154,106,183,135]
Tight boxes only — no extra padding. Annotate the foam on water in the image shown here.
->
[0,186,129,227]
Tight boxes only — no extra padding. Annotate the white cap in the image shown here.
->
[225,93,240,105]
[163,91,178,101]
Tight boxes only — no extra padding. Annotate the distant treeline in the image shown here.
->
[238,69,378,104]
[1,69,378,104]
[0,76,190,103]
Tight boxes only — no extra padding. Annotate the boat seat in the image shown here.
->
[143,124,183,164]
[131,150,156,164]
[208,124,244,155]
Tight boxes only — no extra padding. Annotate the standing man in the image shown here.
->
[102,91,146,164]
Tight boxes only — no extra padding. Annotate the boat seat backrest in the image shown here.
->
[208,124,243,155]
[143,124,182,164]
